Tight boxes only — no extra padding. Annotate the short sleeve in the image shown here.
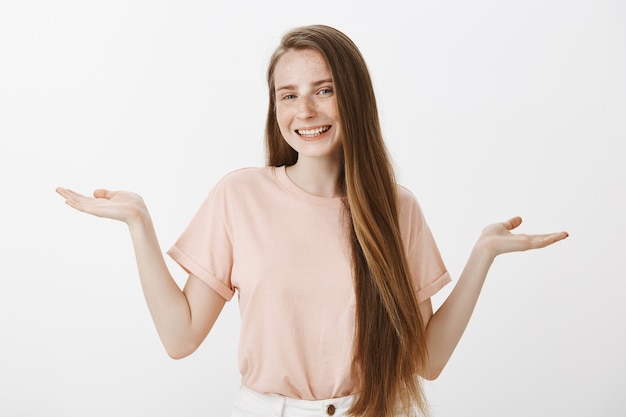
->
[397,186,451,302]
[167,177,235,301]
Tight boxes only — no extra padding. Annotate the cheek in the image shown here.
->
[322,99,340,124]
[331,102,340,121]
[275,107,292,134]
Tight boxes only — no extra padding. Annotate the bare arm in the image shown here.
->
[56,188,225,359]
[418,216,568,380]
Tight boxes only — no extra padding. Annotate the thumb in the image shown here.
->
[504,216,523,231]
[93,189,116,199]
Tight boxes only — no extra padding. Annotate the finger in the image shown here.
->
[56,187,89,201]
[529,231,569,248]
[504,216,523,231]
[55,187,70,198]
[56,187,78,198]
[56,188,99,211]
[63,195,94,214]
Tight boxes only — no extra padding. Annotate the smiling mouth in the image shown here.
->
[296,126,331,138]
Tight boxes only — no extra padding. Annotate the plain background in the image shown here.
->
[1,0,624,416]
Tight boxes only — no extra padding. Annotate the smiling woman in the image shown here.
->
[56,25,568,417]
[274,48,343,197]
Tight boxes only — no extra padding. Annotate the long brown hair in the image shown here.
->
[265,25,429,417]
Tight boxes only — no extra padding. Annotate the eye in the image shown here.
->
[318,87,333,95]
[281,94,296,100]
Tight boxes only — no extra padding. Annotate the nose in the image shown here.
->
[296,96,317,119]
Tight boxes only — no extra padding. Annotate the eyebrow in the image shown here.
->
[275,78,334,92]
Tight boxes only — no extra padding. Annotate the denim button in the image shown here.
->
[326,404,336,415]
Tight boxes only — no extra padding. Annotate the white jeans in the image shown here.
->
[230,385,356,417]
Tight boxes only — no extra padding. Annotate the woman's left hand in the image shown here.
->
[478,216,568,258]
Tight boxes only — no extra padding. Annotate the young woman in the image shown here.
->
[56,25,568,417]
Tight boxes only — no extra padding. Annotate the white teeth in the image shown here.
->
[297,126,330,137]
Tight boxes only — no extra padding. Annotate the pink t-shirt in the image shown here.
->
[167,166,450,400]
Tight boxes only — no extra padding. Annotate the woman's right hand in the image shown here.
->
[56,188,148,225]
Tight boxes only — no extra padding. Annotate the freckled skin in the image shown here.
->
[274,49,343,163]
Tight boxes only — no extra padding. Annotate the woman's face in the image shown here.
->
[273,48,342,164]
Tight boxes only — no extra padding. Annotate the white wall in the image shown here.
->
[1,1,624,415]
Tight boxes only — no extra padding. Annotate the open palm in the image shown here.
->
[56,188,147,225]
[479,216,568,257]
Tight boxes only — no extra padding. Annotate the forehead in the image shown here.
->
[274,49,332,85]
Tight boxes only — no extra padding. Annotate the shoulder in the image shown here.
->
[217,166,273,184]
[395,184,427,227]
[211,166,276,192]
[204,166,281,205]
[396,184,422,210]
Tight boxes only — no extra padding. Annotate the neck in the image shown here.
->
[286,156,344,198]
